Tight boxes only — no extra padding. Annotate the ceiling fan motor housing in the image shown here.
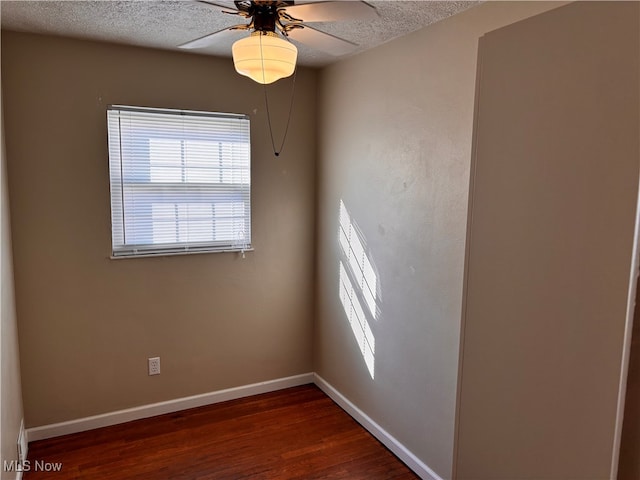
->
[243,0,295,33]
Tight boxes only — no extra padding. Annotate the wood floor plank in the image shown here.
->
[24,384,418,479]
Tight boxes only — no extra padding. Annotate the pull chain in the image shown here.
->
[259,32,298,157]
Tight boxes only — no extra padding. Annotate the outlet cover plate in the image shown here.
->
[148,357,161,376]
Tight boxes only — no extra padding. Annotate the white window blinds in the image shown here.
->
[107,106,251,258]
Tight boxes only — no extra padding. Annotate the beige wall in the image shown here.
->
[1,32,317,427]
[1,86,24,477]
[457,2,639,478]
[315,2,566,478]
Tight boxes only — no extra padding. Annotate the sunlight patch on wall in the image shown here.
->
[338,200,379,379]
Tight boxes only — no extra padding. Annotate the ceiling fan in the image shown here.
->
[179,0,379,84]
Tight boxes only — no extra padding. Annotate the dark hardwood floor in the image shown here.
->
[24,384,419,479]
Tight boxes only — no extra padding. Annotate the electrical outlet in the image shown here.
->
[148,357,161,376]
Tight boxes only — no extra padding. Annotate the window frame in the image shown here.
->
[107,105,252,259]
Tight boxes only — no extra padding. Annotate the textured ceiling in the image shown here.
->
[0,1,480,67]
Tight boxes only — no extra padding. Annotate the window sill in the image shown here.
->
[109,247,254,260]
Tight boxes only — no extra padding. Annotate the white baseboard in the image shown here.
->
[27,373,313,442]
[313,373,444,480]
[18,418,27,464]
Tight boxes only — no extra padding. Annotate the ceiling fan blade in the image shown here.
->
[178,26,246,49]
[196,0,240,13]
[287,25,357,56]
[282,1,378,23]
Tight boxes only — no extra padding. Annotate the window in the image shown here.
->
[107,105,251,258]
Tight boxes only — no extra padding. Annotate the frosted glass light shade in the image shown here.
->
[232,32,298,84]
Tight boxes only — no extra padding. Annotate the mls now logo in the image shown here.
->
[4,460,63,472]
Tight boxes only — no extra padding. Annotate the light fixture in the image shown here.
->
[232,31,298,85]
